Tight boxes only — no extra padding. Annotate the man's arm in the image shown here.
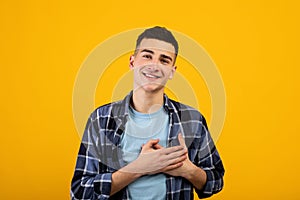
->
[110,139,187,195]
[71,117,113,200]
[110,170,141,196]
[159,130,224,198]
[159,134,207,190]
[183,163,208,190]
[71,117,187,200]
[194,117,225,198]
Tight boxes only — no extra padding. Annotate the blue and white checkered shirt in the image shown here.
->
[71,91,224,200]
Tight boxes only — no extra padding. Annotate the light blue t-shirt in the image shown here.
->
[120,106,169,200]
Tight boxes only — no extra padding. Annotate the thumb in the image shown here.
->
[178,133,186,147]
[145,138,160,147]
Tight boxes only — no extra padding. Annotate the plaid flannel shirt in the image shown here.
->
[71,91,224,200]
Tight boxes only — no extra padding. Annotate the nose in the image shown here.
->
[147,58,160,71]
[146,63,159,72]
[152,58,160,65]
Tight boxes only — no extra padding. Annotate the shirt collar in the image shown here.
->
[163,93,175,113]
[116,91,176,119]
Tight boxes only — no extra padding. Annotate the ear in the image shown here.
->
[168,66,177,79]
[129,55,135,69]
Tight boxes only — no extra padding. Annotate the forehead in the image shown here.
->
[137,38,176,55]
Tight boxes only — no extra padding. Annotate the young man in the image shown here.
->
[71,26,224,200]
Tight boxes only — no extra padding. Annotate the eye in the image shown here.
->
[160,59,170,65]
[142,54,152,59]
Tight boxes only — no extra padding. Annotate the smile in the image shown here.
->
[142,73,161,79]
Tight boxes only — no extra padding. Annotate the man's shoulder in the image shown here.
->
[89,99,124,120]
[168,98,196,110]
[168,98,209,132]
[168,98,204,120]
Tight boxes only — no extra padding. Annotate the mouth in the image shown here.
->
[142,72,161,79]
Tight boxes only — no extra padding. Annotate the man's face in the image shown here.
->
[130,38,176,93]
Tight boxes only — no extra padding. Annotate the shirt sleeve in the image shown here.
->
[195,115,225,199]
[71,116,112,200]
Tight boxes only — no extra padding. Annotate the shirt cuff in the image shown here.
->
[195,169,214,198]
[94,173,112,198]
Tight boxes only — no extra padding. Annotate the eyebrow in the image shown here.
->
[141,49,154,54]
[140,49,173,62]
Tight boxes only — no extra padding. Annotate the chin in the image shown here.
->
[141,83,164,93]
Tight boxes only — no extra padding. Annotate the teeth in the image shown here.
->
[146,74,155,78]
[144,73,158,78]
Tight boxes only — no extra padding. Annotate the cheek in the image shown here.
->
[163,68,172,75]
[134,68,142,78]
[133,59,146,67]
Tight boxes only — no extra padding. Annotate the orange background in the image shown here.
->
[1,0,299,199]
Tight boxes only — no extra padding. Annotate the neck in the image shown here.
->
[132,89,164,113]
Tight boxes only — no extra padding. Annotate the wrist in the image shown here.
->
[183,162,198,180]
[183,163,207,190]
[122,161,144,178]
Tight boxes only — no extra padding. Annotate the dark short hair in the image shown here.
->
[135,26,179,57]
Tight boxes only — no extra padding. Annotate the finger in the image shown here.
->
[166,153,187,166]
[178,133,186,148]
[162,162,183,172]
[144,139,160,147]
[153,143,163,149]
[162,145,184,155]
[141,139,160,153]
[158,150,187,167]
[163,146,187,160]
